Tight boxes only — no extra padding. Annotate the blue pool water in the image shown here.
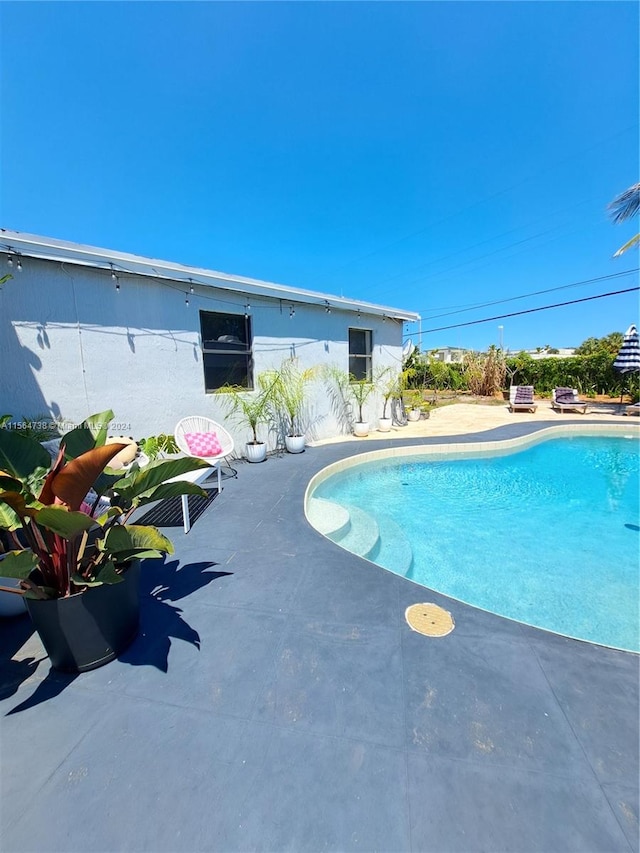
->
[314,436,640,651]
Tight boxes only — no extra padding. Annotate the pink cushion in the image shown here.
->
[184,431,223,457]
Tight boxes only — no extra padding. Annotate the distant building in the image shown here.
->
[522,348,576,360]
[428,346,469,364]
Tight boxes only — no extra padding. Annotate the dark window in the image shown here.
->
[200,311,253,391]
[348,328,372,381]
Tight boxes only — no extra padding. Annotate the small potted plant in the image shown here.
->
[348,376,375,437]
[404,389,424,421]
[217,373,279,462]
[262,360,316,453]
[375,367,397,432]
[0,410,211,672]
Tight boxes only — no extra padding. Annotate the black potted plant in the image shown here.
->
[0,410,211,672]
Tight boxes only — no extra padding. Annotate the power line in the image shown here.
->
[406,286,640,337]
[417,269,639,320]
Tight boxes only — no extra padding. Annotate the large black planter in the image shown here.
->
[25,560,141,673]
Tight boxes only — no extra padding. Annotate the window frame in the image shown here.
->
[199,310,254,392]
[348,327,373,382]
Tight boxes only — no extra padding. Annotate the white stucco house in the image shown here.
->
[429,346,469,364]
[525,347,576,360]
[0,229,420,448]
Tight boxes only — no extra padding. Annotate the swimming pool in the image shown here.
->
[308,429,640,652]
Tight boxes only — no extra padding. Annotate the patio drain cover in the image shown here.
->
[405,603,455,637]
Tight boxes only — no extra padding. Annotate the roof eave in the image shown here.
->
[0,229,421,323]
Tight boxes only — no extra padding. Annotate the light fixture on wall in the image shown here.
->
[357,309,361,321]
[382,314,387,323]
[110,263,117,281]
[244,302,251,318]
[289,305,295,319]
[6,251,14,268]
[114,276,120,293]
[185,292,190,307]
[188,278,194,294]
[325,300,331,314]
[16,256,22,272]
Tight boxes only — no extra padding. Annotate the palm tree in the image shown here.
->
[607,183,640,257]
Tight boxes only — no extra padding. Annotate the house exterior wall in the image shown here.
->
[1,258,406,446]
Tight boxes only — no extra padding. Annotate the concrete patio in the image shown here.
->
[1,418,638,852]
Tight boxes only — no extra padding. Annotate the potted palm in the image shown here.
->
[262,360,316,453]
[349,376,375,437]
[405,390,424,421]
[375,367,397,432]
[0,410,211,672]
[217,374,278,463]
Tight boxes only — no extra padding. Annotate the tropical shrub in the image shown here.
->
[462,346,506,397]
[137,433,179,460]
[403,341,635,399]
[0,414,60,442]
[0,410,210,600]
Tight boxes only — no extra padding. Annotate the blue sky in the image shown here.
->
[1,1,638,352]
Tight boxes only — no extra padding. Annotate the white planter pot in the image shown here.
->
[353,421,369,437]
[378,417,392,432]
[285,434,306,454]
[407,409,422,422]
[245,442,267,463]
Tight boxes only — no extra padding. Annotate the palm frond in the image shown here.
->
[607,183,640,224]
[613,232,640,257]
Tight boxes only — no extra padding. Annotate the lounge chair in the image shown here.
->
[173,416,235,532]
[625,402,640,416]
[551,388,588,414]
[509,385,538,413]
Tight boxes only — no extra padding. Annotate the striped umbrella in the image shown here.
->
[613,324,640,403]
[614,324,640,374]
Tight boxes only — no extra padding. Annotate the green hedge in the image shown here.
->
[406,353,638,399]
[506,354,638,397]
